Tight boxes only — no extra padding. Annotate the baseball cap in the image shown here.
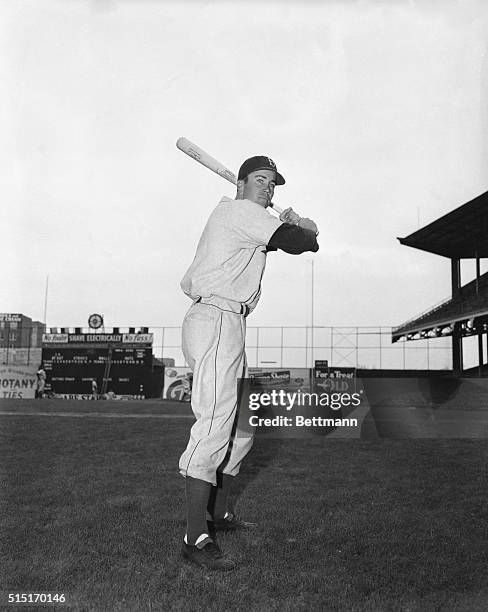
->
[237,156,285,185]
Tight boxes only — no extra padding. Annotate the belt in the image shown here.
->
[195,296,249,317]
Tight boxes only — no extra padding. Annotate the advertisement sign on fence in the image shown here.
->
[0,365,37,399]
[248,368,310,391]
[162,367,192,401]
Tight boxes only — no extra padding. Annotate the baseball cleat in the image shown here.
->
[210,512,257,533]
[181,537,236,571]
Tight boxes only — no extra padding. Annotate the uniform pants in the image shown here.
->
[179,300,253,485]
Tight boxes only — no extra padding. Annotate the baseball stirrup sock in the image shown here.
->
[208,472,234,520]
[185,476,212,545]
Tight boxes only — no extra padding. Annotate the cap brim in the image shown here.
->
[247,166,285,186]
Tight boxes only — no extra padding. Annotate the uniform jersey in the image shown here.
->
[181,196,283,312]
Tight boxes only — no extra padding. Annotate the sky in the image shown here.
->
[2,0,487,333]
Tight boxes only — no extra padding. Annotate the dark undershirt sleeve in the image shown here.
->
[267,223,319,254]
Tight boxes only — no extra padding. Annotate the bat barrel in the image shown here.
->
[176,136,283,215]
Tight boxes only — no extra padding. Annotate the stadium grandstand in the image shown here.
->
[392,190,488,375]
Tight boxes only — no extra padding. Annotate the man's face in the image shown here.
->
[242,169,276,207]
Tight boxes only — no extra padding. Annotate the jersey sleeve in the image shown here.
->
[267,224,319,254]
[229,200,283,246]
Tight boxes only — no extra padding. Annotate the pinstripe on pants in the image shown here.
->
[179,300,253,485]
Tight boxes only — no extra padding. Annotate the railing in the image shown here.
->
[393,273,488,334]
[392,297,453,333]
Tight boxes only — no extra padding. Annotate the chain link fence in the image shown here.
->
[1,325,454,370]
[154,325,452,370]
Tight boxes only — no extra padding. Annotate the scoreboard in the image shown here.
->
[42,332,155,398]
[43,347,151,367]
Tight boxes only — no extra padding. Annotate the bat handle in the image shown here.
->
[270,203,283,215]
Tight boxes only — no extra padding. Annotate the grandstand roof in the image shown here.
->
[398,190,488,258]
[392,271,488,342]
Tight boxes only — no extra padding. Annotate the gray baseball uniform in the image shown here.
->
[178,155,319,570]
[179,196,282,484]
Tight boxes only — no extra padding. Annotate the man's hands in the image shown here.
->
[279,207,301,225]
[279,207,318,235]
[297,217,318,234]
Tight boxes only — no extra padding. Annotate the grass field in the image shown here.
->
[1,398,488,611]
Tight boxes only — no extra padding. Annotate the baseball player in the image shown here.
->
[91,379,98,400]
[36,364,46,399]
[179,155,319,570]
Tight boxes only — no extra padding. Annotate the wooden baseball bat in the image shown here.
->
[176,137,283,215]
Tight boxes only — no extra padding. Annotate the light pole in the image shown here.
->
[43,275,49,327]
[311,259,314,368]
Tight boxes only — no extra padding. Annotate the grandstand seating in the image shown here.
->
[393,272,488,337]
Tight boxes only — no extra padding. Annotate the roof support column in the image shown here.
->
[452,322,463,373]
[451,258,461,297]
[451,258,463,372]
[475,253,480,295]
[478,333,484,376]
[476,251,483,376]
